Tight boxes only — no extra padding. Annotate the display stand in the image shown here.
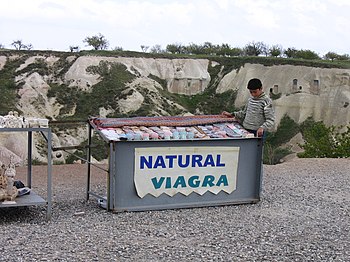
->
[0,127,52,220]
[86,116,263,213]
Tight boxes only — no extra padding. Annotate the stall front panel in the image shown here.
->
[109,138,263,212]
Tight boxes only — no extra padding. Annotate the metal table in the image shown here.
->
[0,127,52,220]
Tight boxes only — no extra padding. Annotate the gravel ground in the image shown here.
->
[0,158,349,262]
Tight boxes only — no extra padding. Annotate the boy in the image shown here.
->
[222,78,275,137]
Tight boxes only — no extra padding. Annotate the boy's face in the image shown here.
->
[249,87,263,98]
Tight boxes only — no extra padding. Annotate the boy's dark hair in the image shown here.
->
[247,78,262,90]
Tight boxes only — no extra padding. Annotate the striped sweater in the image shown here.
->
[234,92,275,131]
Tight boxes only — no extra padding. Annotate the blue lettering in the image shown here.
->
[165,155,177,168]
[140,156,152,169]
[202,175,215,187]
[216,175,228,186]
[153,156,166,168]
[216,155,225,167]
[173,176,186,188]
[151,177,165,189]
[140,154,225,169]
[165,177,172,188]
[151,174,228,190]
[178,155,190,168]
[203,155,215,167]
[192,155,203,167]
[188,176,200,187]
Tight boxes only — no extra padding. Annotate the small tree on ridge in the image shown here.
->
[83,33,109,50]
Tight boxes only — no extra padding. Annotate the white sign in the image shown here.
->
[134,146,240,198]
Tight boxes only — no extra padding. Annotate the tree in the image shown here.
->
[0,43,5,49]
[83,33,109,50]
[166,44,177,54]
[216,43,232,56]
[261,44,269,57]
[284,47,298,58]
[186,43,203,55]
[166,43,186,54]
[25,43,33,50]
[69,46,80,52]
[202,42,216,55]
[295,49,320,60]
[337,54,350,61]
[324,52,349,61]
[113,46,123,51]
[244,41,267,56]
[11,40,32,50]
[269,45,283,57]
[140,45,149,52]
[228,47,243,57]
[324,51,339,61]
[149,44,164,54]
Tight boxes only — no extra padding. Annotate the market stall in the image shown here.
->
[87,115,263,212]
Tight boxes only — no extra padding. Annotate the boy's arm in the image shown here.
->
[261,102,275,130]
[233,105,247,123]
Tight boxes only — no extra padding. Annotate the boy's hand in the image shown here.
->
[221,111,233,118]
[257,127,264,137]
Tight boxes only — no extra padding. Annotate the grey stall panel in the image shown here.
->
[109,138,263,212]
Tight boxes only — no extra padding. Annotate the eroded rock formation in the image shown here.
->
[1,53,349,163]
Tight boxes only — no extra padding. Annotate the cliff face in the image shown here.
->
[1,53,350,163]
[65,56,211,94]
[216,63,350,127]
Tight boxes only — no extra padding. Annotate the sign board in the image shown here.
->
[134,146,240,198]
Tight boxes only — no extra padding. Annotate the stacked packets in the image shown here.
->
[100,122,254,141]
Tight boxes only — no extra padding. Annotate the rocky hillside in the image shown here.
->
[218,63,350,127]
[0,51,349,164]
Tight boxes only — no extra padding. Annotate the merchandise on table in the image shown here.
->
[0,111,49,128]
[91,115,255,141]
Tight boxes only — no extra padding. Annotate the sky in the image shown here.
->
[1,0,350,56]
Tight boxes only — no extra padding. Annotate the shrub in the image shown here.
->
[0,57,26,114]
[263,115,299,164]
[298,119,350,158]
[264,143,292,165]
